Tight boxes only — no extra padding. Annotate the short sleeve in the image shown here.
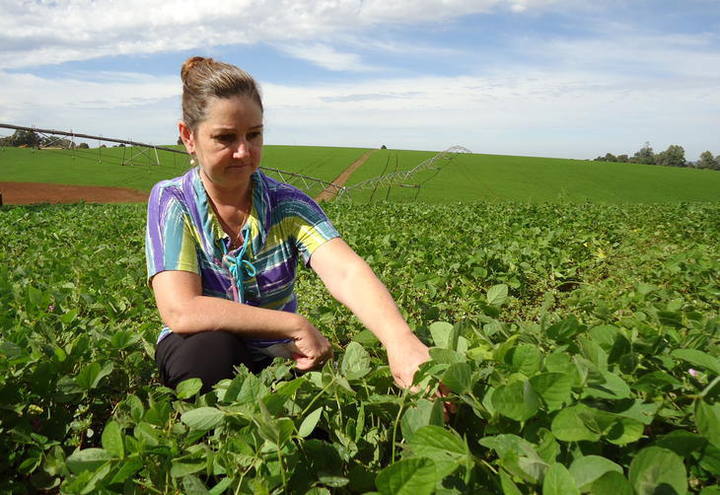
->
[284,192,340,265]
[145,183,200,286]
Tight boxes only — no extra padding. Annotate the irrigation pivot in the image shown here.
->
[342,145,471,199]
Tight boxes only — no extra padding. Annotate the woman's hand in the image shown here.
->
[387,335,456,420]
[290,316,333,371]
[385,335,431,389]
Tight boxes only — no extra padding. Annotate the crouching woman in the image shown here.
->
[146,56,430,394]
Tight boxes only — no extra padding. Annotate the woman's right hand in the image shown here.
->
[290,316,333,371]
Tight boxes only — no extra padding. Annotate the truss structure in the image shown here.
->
[344,145,471,193]
[0,123,470,204]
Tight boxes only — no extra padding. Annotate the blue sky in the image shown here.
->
[1,0,718,160]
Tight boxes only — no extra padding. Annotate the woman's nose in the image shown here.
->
[233,139,250,158]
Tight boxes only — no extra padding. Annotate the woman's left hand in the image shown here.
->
[385,335,431,389]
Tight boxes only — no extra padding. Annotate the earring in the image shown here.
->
[190,156,196,166]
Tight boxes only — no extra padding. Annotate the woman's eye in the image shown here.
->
[248,131,262,140]
[215,134,234,142]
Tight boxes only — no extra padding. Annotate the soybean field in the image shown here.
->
[2,199,720,494]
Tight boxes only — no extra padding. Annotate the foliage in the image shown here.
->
[0,129,42,147]
[4,146,720,204]
[656,145,686,168]
[632,142,656,165]
[1,198,720,493]
[698,152,720,171]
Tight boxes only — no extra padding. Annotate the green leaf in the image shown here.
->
[606,416,644,445]
[543,463,579,495]
[109,456,143,484]
[182,474,210,494]
[258,417,295,447]
[529,373,572,411]
[656,430,708,457]
[133,422,159,447]
[75,361,114,391]
[628,446,687,495]
[672,349,720,375]
[487,284,509,306]
[429,322,454,348]
[492,381,540,422]
[406,425,467,478]
[101,421,124,458]
[500,471,523,495]
[176,378,203,399]
[181,407,225,430]
[569,455,622,491]
[551,405,601,442]
[125,394,144,423]
[590,471,633,495]
[408,425,468,457]
[509,344,542,376]
[480,434,549,483]
[171,459,206,477]
[341,341,372,380]
[442,362,472,394]
[401,399,444,440]
[209,478,233,495]
[696,401,720,448]
[375,458,439,495]
[66,448,113,474]
[584,371,630,400]
[263,378,304,415]
[298,406,324,438]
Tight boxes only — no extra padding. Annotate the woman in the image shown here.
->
[146,56,431,394]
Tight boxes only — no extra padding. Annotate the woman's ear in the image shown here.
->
[178,121,195,154]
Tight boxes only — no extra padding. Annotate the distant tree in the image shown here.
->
[617,154,629,163]
[604,152,617,162]
[381,145,387,150]
[716,155,720,171]
[100,144,107,148]
[77,142,89,149]
[655,145,686,167]
[3,129,41,147]
[632,142,655,165]
[177,136,183,145]
[696,151,716,170]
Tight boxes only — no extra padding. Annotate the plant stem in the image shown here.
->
[700,375,720,398]
[391,392,407,463]
[300,377,336,417]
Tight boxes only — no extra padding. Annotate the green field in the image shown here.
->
[262,145,369,183]
[342,149,720,203]
[3,144,719,204]
[0,145,368,193]
[2,200,719,493]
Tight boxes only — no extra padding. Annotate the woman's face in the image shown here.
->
[180,95,264,189]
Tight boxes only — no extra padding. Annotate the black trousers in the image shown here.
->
[155,331,272,394]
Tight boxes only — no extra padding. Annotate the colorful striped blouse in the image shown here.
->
[145,167,340,358]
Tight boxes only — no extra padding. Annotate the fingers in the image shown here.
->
[291,327,333,371]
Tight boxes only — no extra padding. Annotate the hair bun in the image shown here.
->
[181,56,211,84]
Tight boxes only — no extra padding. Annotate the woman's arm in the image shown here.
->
[151,271,332,370]
[308,238,430,388]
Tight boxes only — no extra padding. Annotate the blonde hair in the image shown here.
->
[180,56,263,130]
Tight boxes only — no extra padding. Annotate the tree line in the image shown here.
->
[594,142,720,170]
[0,129,131,150]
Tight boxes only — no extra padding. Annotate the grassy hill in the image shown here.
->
[1,145,719,203]
[343,150,720,203]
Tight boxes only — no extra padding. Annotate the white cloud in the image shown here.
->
[273,43,380,72]
[0,0,559,69]
[4,60,713,159]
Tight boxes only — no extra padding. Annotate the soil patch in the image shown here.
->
[315,150,378,202]
[0,182,148,205]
